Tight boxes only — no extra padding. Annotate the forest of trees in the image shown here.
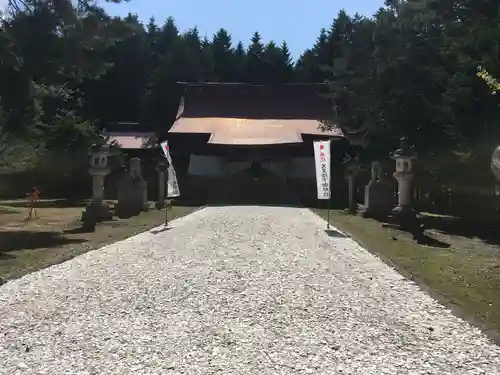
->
[1,0,500,188]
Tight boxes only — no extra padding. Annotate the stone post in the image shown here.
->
[357,161,394,218]
[82,142,113,224]
[156,159,167,209]
[344,155,360,214]
[129,157,149,212]
[390,137,417,219]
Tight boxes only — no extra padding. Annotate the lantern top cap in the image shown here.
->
[391,137,417,159]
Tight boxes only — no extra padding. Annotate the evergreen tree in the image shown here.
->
[280,41,295,82]
[245,31,265,83]
[0,0,499,186]
[233,41,247,82]
[261,41,295,83]
[211,28,234,81]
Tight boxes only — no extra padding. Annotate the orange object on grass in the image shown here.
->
[26,187,40,220]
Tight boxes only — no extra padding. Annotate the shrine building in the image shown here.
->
[166,82,347,204]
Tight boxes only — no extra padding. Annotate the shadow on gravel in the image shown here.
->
[151,226,172,235]
[325,229,349,238]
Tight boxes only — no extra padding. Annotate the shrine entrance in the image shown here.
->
[220,162,299,205]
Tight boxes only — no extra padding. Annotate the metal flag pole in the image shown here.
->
[165,200,168,226]
[327,109,338,230]
[327,139,332,230]
[327,195,331,230]
[164,157,170,227]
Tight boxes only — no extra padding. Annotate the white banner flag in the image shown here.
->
[160,141,180,198]
[313,140,331,200]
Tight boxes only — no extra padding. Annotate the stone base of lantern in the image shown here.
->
[383,205,422,240]
[82,201,113,227]
[358,204,393,220]
[388,205,417,229]
[391,204,417,219]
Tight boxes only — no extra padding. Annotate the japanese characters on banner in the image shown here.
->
[313,140,331,200]
[160,141,180,198]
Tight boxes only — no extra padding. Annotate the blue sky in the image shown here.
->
[104,0,384,60]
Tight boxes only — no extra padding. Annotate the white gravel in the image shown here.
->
[1,205,499,375]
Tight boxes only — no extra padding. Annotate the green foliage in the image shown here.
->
[0,0,499,189]
[317,1,500,174]
[43,114,98,154]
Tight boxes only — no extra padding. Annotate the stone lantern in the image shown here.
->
[156,157,168,209]
[491,146,500,182]
[82,141,113,223]
[390,137,417,219]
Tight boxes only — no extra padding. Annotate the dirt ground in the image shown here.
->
[0,199,199,283]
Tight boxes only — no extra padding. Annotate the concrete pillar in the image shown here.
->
[347,174,356,212]
[397,175,413,208]
[90,172,106,205]
[141,180,148,211]
[344,156,360,214]
[156,160,167,209]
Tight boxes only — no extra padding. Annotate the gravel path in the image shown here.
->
[1,206,499,375]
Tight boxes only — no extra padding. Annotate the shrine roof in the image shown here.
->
[175,82,333,119]
[169,82,343,145]
[169,118,342,145]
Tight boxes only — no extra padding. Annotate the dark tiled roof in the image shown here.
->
[105,122,146,132]
[177,82,332,120]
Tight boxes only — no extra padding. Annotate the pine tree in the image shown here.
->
[156,17,179,55]
[261,41,294,83]
[246,31,265,83]
[233,41,247,82]
[211,28,234,81]
[280,41,294,82]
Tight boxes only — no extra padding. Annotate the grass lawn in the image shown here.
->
[0,199,200,284]
[313,208,500,344]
